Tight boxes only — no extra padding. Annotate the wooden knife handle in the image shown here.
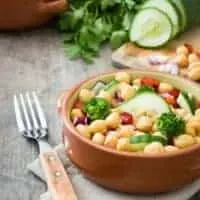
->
[40,150,78,200]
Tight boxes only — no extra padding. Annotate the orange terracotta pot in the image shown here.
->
[0,0,67,30]
[58,70,200,194]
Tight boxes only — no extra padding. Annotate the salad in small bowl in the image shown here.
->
[58,70,200,193]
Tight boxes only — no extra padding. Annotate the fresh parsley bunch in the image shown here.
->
[57,0,143,62]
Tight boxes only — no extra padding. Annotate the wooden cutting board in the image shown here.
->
[112,27,200,70]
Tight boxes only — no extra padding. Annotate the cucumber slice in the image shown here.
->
[170,0,187,32]
[128,143,148,152]
[92,81,106,94]
[151,135,168,145]
[181,0,200,28]
[119,92,170,116]
[130,8,173,48]
[130,134,152,144]
[130,133,168,145]
[141,0,180,37]
[177,92,196,114]
[104,80,119,95]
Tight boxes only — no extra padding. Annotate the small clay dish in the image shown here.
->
[58,70,200,194]
[0,0,67,30]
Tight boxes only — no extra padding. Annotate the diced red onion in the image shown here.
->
[74,116,90,126]
[147,55,169,65]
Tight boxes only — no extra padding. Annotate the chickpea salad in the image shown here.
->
[70,71,200,154]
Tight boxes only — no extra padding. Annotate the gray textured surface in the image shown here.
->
[0,28,112,200]
[0,28,199,200]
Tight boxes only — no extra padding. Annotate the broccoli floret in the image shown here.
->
[84,97,111,120]
[156,112,185,139]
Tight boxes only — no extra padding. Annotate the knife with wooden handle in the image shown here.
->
[40,150,78,200]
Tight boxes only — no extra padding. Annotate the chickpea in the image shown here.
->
[71,108,83,119]
[136,116,153,132]
[89,120,107,134]
[152,123,158,132]
[136,109,155,118]
[132,78,141,86]
[188,67,200,81]
[158,82,174,93]
[164,145,179,152]
[115,71,131,83]
[118,125,135,137]
[118,82,136,100]
[97,90,112,103]
[195,136,200,144]
[79,89,94,102]
[152,131,166,139]
[134,131,146,136]
[175,109,192,121]
[106,130,121,138]
[116,138,129,151]
[189,53,199,64]
[76,125,91,139]
[188,62,200,70]
[175,54,189,68]
[195,108,200,117]
[104,135,118,148]
[106,112,121,129]
[186,122,196,137]
[92,133,105,145]
[174,134,195,148]
[144,142,165,154]
[189,116,200,130]
[176,45,189,55]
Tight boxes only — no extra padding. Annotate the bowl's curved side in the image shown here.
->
[0,0,67,30]
[63,126,200,193]
[61,70,200,193]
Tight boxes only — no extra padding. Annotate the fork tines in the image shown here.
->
[14,92,47,139]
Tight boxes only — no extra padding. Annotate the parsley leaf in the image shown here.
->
[57,0,143,63]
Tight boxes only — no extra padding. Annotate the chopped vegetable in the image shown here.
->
[130,133,167,145]
[57,0,143,62]
[168,89,180,98]
[72,74,200,153]
[120,112,134,125]
[104,79,119,94]
[119,91,170,116]
[84,97,111,120]
[156,112,185,138]
[141,77,160,88]
[177,92,196,114]
[136,86,154,94]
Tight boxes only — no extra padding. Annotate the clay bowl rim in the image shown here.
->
[61,69,200,159]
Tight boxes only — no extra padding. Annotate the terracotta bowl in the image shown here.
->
[0,0,67,30]
[58,70,200,194]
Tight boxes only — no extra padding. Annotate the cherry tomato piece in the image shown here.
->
[141,77,160,88]
[120,112,134,125]
[164,95,177,107]
[168,89,180,98]
[74,100,84,110]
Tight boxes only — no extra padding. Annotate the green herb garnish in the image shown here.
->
[57,0,144,62]
[136,86,154,94]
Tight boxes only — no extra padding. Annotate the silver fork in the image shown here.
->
[14,92,77,200]
[14,92,51,153]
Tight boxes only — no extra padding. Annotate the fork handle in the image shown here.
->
[40,150,78,200]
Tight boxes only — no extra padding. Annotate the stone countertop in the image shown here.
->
[0,28,199,200]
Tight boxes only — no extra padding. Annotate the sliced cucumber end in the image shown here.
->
[130,8,173,48]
